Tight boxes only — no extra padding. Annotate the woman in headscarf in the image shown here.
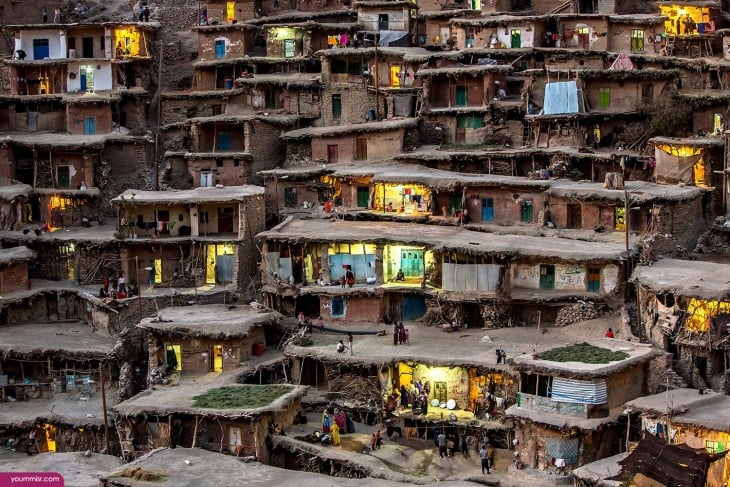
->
[322,411,331,433]
[330,422,341,446]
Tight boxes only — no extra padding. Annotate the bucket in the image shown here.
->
[225,78,233,89]
[253,342,265,356]
[367,109,376,121]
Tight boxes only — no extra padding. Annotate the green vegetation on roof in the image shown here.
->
[537,342,629,364]
[192,385,294,409]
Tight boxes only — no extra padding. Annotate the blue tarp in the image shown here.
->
[543,81,579,115]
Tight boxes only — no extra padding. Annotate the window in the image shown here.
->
[331,298,345,317]
[630,30,644,52]
[457,115,484,129]
[706,441,725,454]
[599,88,610,109]
[100,36,105,51]
[68,37,76,50]
[331,94,342,119]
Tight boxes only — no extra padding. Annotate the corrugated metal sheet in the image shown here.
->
[442,263,501,292]
[542,81,579,115]
[551,377,607,404]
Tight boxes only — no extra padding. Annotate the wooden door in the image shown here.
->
[540,264,555,290]
[511,30,521,48]
[327,144,338,163]
[357,186,369,207]
[355,138,367,160]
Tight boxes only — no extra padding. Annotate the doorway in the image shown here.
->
[378,14,389,30]
[215,39,226,59]
[228,426,242,453]
[357,186,369,207]
[567,203,582,229]
[33,39,49,59]
[540,264,555,290]
[82,37,94,58]
[511,30,521,48]
[56,166,71,188]
[355,138,367,160]
[456,86,467,106]
[434,381,447,403]
[166,344,182,371]
[587,267,600,292]
[217,206,234,233]
[327,144,338,163]
[481,197,494,222]
[284,39,296,58]
[577,27,590,49]
[211,344,223,372]
[80,65,95,93]
[402,294,426,320]
[390,66,401,87]
[400,249,424,277]
[83,116,96,135]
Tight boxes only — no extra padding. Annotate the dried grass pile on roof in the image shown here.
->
[192,384,294,409]
[537,343,628,364]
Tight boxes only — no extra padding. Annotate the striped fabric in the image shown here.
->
[551,377,607,405]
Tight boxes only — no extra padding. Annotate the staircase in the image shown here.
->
[278,326,298,350]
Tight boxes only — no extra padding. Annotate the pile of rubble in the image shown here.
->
[555,303,600,327]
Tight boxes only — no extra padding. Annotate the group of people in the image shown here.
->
[99,273,138,300]
[298,312,326,334]
[340,268,355,288]
[393,322,409,345]
[321,408,355,447]
[41,7,62,24]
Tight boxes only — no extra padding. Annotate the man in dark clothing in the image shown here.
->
[437,432,447,458]
[480,445,491,474]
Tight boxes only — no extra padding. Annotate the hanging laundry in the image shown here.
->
[327,35,338,46]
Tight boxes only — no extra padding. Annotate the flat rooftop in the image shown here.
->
[112,186,264,205]
[0,322,114,360]
[0,452,123,487]
[114,384,308,418]
[0,184,31,201]
[99,447,482,487]
[280,118,418,140]
[259,218,627,262]
[631,259,730,300]
[510,338,658,378]
[138,304,282,338]
[0,246,35,266]
[625,389,730,432]
[284,314,623,371]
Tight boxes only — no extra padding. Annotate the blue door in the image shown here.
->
[402,295,426,320]
[80,73,87,91]
[482,198,494,222]
[215,39,226,59]
[217,132,231,150]
[33,39,49,60]
[83,116,95,135]
[400,250,424,277]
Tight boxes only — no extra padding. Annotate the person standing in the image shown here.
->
[143,6,150,22]
[437,431,447,458]
[480,445,491,474]
[118,273,127,293]
[347,333,353,356]
[42,7,48,23]
[53,8,61,23]
[605,328,614,338]
[330,422,340,446]
[393,323,399,346]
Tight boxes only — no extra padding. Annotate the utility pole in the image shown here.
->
[624,190,629,253]
[373,39,379,120]
[100,363,111,454]
[154,42,164,191]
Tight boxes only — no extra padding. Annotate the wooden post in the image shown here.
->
[625,410,631,452]
[374,34,380,121]
[192,415,201,447]
[100,363,111,454]
[624,190,629,253]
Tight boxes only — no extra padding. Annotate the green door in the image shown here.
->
[357,186,369,208]
[540,265,555,290]
[511,30,521,48]
[520,201,533,222]
[456,86,467,106]
[400,249,424,277]
[448,194,461,216]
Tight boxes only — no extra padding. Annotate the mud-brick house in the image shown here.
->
[179,113,300,187]
[113,384,307,460]
[507,339,662,470]
[650,136,725,215]
[258,166,334,222]
[139,304,282,377]
[0,185,31,230]
[625,389,730,487]
[197,0,256,23]
[657,1,723,57]
[354,1,412,39]
[257,218,627,324]
[577,67,679,115]
[450,15,545,49]
[0,290,119,453]
[191,23,258,91]
[552,15,610,50]
[264,21,361,57]
[235,72,322,117]
[318,47,430,124]
[111,186,265,290]
[0,246,34,293]
[417,63,511,144]
[607,15,666,54]
[280,118,419,164]
[632,259,730,390]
